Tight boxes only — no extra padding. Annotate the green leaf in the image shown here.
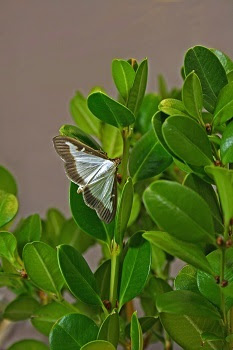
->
[23,242,64,295]
[94,260,111,301]
[0,165,17,195]
[0,190,18,228]
[127,58,148,116]
[205,166,233,227]
[129,128,172,182]
[175,265,199,293]
[70,91,101,137]
[115,177,133,244]
[130,312,143,350]
[184,46,228,112]
[162,116,213,166]
[160,313,225,350]
[50,313,99,350]
[31,301,72,336]
[70,182,114,243]
[143,231,213,275]
[59,124,102,150]
[101,123,123,158]
[158,98,188,116]
[184,173,223,233]
[128,193,141,227]
[15,214,41,256]
[58,244,102,306]
[0,231,17,264]
[42,208,66,246]
[81,341,115,350]
[228,70,233,83]
[119,232,151,310]
[157,290,221,320]
[8,340,49,350]
[4,295,39,321]
[87,92,135,128]
[197,248,233,311]
[152,112,175,156]
[182,71,203,120]
[143,181,215,244]
[213,81,233,125]
[221,120,233,164]
[135,93,160,134]
[98,310,119,347]
[112,59,135,102]
[211,48,233,75]
[125,316,158,338]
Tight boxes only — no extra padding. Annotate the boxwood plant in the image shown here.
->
[1,45,233,350]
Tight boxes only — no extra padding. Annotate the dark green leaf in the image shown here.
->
[211,48,233,74]
[88,92,135,128]
[94,260,111,301]
[213,81,233,126]
[112,59,135,102]
[0,231,17,264]
[125,316,157,338]
[127,58,148,116]
[182,71,203,120]
[221,120,233,164]
[152,112,175,156]
[130,312,143,350]
[81,341,115,350]
[135,93,160,134]
[101,124,123,158]
[98,310,119,347]
[143,231,213,274]
[4,295,39,321]
[8,340,49,350]
[175,265,199,293]
[158,98,188,116]
[0,165,17,195]
[70,91,101,137]
[129,128,172,182]
[0,190,18,228]
[143,181,215,244]
[162,116,213,166]
[184,46,228,112]
[201,332,224,343]
[115,177,133,244]
[15,214,41,256]
[49,313,99,350]
[23,242,64,295]
[59,124,101,150]
[58,244,102,306]
[119,232,151,309]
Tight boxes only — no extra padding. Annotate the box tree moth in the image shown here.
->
[53,136,121,223]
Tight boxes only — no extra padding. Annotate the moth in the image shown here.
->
[53,136,121,223]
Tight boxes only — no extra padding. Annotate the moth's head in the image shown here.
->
[114,158,121,167]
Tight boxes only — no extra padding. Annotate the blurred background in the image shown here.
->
[1,0,233,348]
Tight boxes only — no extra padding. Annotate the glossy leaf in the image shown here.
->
[4,295,39,321]
[50,313,99,350]
[221,120,233,164]
[211,48,233,74]
[213,81,233,125]
[152,112,175,156]
[101,123,123,158]
[88,92,135,128]
[143,231,213,274]
[127,58,148,116]
[0,190,18,228]
[94,260,111,301]
[0,231,17,264]
[8,340,49,350]
[59,124,101,150]
[158,98,188,116]
[184,46,228,112]
[143,181,215,244]
[23,242,63,295]
[70,182,114,243]
[135,93,160,134]
[205,166,233,227]
[112,59,135,102]
[125,316,157,338]
[0,165,17,195]
[70,91,101,137]
[58,244,102,306]
[15,214,41,256]
[162,116,213,166]
[81,341,115,350]
[175,265,199,293]
[157,290,221,320]
[119,232,151,309]
[115,177,133,244]
[31,301,72,336]
[182,71,203,119]
[98,311,119,347]
[129,128,172,182]
[130,312,143,350]
[128,193,141,227]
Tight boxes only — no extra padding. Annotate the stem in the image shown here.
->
[109,240,121,309]
[165,331,173,350]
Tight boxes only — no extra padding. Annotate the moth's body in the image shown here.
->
[53,136,120,223]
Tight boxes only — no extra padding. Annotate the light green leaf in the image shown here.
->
[59,124,102,150]
[98,310,119,347]
[4,295,39,321]
[15,214,41,256]
[0,231,17,264]
[220,120,233,164]
[112,59,135,102]
[159,98,188,116]
[0,165,17,195]
[88,92,135,128]
[0,190,18,228]
[213,81,233,126]
[182,71,203,120]
[101,123,123,158]
[81,341,115,350]
[130,312,143,350]
[211,48,233,74]
[8,340,49,350]
[43,208,66,246]
[175,265,199,293]
[135,93,160,134]
[58,244,102,306]
[128,193,141,227]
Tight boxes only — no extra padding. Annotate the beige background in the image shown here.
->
[1,0,233,349]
